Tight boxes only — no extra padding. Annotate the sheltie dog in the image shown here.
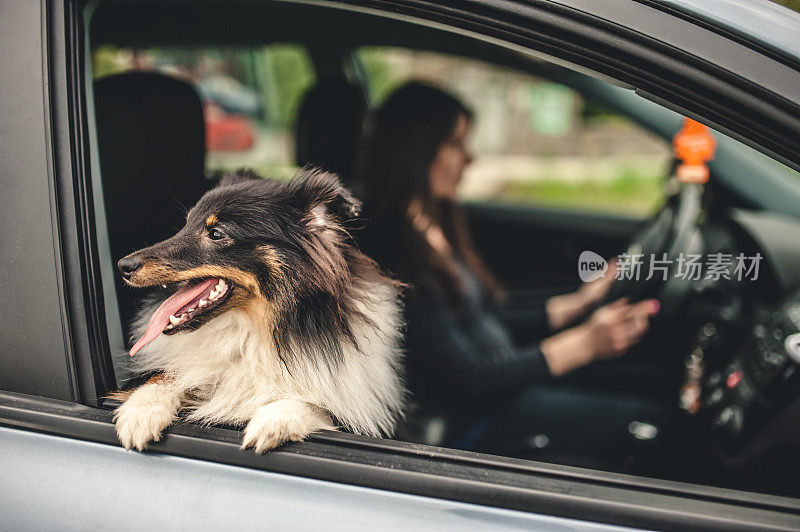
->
[111,169,404,452]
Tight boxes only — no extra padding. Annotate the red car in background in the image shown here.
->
[204,101,255,152]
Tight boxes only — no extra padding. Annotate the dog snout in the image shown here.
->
[117,256,142,279]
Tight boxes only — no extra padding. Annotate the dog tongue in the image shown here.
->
[130,278,218,356]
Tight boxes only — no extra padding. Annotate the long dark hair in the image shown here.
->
[362,82,503,306]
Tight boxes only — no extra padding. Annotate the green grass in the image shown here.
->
[499,167,665,217]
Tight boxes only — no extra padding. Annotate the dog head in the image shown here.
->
[119,168,363,356]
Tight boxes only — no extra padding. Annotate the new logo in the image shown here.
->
[578,251,608,282]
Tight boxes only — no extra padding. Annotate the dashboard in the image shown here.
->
[688,208,800,473]
[700,290,800,444]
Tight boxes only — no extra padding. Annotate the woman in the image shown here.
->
[361,82,659,447]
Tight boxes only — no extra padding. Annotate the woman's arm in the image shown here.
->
[498,260,618,335]
[496,297,550,340]
[405,280,659,395]
[546,259,618,330]
[541,297,659,376]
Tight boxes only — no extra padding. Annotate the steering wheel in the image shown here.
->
[600,183,704,313]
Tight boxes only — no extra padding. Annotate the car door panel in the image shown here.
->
[0,426,637,532]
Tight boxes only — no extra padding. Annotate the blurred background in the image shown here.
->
[93,44,673,217]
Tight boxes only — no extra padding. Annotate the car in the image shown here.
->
[2,0,800,530]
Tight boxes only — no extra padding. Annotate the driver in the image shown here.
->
[360,82,659,447]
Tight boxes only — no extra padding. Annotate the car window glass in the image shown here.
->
[92,44,315,179]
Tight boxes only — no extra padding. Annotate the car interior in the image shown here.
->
[88,0,800,498]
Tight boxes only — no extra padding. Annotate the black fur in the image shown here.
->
[119,168,391,370]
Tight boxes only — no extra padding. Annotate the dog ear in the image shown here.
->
[217,168,263,187]
[290,168,362,224]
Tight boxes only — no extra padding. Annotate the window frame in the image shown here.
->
[23,0,800,529]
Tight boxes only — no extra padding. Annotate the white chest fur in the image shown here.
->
[128,281,405,437]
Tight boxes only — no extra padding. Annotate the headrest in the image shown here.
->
[94,72,209,329]
[295,74,367,187]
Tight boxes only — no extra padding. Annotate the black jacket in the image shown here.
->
[404,258,552,406]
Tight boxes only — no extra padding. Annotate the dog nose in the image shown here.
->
[117,257,142,279]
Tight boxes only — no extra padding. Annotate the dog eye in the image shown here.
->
[208,228,227,241]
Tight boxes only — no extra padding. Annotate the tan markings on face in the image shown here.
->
[125,262,175,286]
[257,245,285,279]
[128,260,262,297]
[205,214,219,228]
[243,295,279,334]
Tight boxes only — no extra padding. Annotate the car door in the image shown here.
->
[2,1,800,531]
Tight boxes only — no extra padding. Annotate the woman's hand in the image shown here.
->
[540,297,659,376]
[584,297,659,361]
[546,259,617,330]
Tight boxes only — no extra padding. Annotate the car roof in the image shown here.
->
[654,0,800,63]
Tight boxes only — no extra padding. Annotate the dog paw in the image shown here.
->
[113,384,180,451]
[241,400,332,454]
[241,413,307,453]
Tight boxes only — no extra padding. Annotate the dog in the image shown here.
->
[111,169,405,452]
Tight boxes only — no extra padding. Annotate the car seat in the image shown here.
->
[295,74,367,191]
[94,72,210,340]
